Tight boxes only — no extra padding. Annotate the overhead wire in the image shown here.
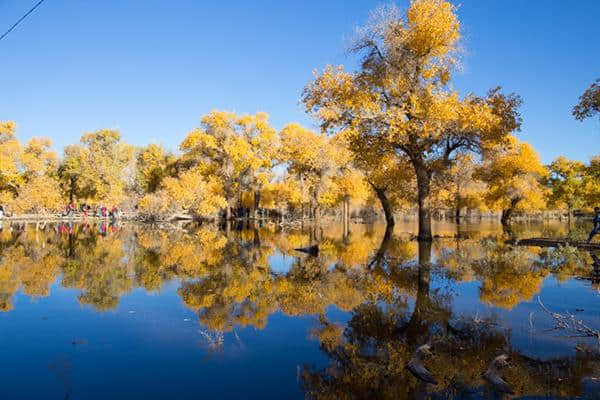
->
[0,0,48,42]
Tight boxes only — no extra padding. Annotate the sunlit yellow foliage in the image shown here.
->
[0,122,63,213]
[260,178,303,215]
[303,1,521,238]
[475,136,548,223]
[432,152,486,216]
[59,129,133,206]
[280,123,341,220]
[546,156,586,213]
[136,144,174,194]
[583,156,600,207]
[179,111,279,218]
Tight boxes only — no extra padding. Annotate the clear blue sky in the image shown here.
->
[1,0,598,163]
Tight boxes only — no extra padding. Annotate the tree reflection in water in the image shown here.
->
[301,239,600,399]
[0,221,598,398]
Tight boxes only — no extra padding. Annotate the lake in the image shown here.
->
[0,219,599,399]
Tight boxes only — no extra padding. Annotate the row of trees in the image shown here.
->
[3,114,597,224]
[1,0,598,240]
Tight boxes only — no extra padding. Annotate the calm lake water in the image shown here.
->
[0,219,599,399]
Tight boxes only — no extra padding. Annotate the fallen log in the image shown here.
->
[169,213,195,221]
[508,237,600,250]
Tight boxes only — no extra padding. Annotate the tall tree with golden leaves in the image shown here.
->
[280,123,339,225]
[59,129,133,205]
[475,136,548,225]
[180,111,277,220]
[546,156,586,221]
[0,121,23,205]
[303,0,521,240]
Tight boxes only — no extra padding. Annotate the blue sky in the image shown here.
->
[0,0,598,163]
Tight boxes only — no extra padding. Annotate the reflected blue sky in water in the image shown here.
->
[0,221,598,399]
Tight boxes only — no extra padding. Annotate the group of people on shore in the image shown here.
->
[61,202,121,220]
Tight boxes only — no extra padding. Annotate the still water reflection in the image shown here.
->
[0,220,598,399]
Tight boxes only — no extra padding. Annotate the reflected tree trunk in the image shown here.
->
[405,240,432,345]
[342,195,350,238]
[368,223,394,270]
[253,226,260,247]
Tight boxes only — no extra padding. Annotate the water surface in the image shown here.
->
[0,220,599,399]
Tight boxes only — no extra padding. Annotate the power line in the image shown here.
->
[0,0,48,42]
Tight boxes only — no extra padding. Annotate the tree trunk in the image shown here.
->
[454,183,461,223]
[501,197,520,226]
[373,187,395,227]
[253,227,260,247]
[253,191,260,220]
[342,195,350,237]
[311,186,321,226]
[69,177,75,202]
[414,165,432,241]
[368,222,394,270]
[342,196,349,224]
[314,205,321,226]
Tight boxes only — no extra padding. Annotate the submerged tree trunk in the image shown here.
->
[414,165,433,241]
[342,195,350,239]
[405,240,432,345]
[253,226,260,247]
[500,197,520,226]
[373,186,395,227]
[368,222,394,270]
[454,183,461,223]
[342,196,349,224]
[253,190,261,220]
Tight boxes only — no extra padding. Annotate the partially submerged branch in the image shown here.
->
[538,296,600,347]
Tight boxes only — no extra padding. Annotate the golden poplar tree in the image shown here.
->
[303,0,521,240]
[475,136,548,225]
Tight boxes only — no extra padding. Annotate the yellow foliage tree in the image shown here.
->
[545,156,586,219]
[180,111,278,219]
[583,156,600,208]
[303,1,521,240]
[0,122,63,213]
[0,121,24,209]
[475,136,548,225]
[432,152,485,221]
[280,123,340,224]
[59,129,134,206]
[135,144,174,194]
